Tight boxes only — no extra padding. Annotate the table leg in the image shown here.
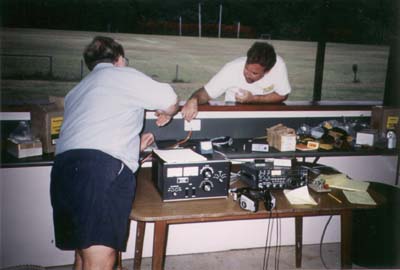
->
[341,211,353,269]
[152,221,168,270]
[116,251,123,270]
[295,216,303,268]
[133,221,146,270]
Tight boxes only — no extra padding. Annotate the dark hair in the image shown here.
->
[83,36,125,71]
[246,42,277,71]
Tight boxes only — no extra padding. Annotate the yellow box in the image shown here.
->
[30,103,64,153]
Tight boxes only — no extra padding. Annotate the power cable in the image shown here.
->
[274,212,281,270]
[267,216,275,270]
[319,215,333,269]
[263,210,274,270]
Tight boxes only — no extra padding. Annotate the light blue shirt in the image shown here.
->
[56,63,177,172]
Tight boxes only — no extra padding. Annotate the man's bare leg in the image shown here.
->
[80,245,116,270]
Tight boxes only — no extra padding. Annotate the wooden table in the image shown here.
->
[130,168,386,270]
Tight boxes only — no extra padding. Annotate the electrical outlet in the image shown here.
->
[184,119,201,131]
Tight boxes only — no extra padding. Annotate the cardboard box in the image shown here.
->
[31,103,64,153]
[371,106,400,138]
[275,132,296,152]
[48,95,65,109]
[7,138,43,158]
[266,124,296,152]
[266,123,285,147]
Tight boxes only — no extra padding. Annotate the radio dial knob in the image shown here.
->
[202,182,212,192]
[202,168,213,178]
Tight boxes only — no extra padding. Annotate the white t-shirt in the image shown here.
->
[204,56,291,102]
[56,63,177,172]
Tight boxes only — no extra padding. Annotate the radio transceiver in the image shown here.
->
[152,149,231,202]
[240,161,308,189]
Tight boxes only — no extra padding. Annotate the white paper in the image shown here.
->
[153,149,207,163]
[343,190,376,205]
[283,185,317,205]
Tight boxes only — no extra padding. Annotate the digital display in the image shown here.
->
[167,167,182,177]
[184,166,198,176]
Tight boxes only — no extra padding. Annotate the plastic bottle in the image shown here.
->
[9,120,32,141]
[386,130,397,149]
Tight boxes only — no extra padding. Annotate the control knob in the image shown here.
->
[200,180,213,192]
[200,166,214,179]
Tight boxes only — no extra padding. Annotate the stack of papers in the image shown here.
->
[320,174,375,205]
[284,186,317,205]
[321,174,369,191]
[342,190,376,205]
[153,149,207,163]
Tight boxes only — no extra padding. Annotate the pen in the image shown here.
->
[328,193,342,204]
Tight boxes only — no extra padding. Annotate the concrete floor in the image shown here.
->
[46,243,368,270]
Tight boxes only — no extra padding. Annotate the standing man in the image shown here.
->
[181,42,291,121]
[50,36,178,270]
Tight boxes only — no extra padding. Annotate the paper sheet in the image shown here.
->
[153,149,207,163]
[283,185,317,205]
[321,174,369,192]
[343,190,376,205]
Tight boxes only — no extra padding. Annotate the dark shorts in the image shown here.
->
[50,149,136,252]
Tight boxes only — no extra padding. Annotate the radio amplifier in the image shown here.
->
[152,150,231,201]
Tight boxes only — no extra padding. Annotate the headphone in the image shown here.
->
[230,187,276,212]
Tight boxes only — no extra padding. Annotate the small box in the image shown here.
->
[266,124,296,152]
[31,102,64,153]
[276,133,296,152]
[371,106,400,138]
[356,129,378,146]
[7,139,43,158]
[266,123,284,147]
[307,141,320,150]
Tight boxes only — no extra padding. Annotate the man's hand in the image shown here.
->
[236,89,288,104]
[155,110,172,127]
[181,87,211,122]
[140,132,155,152]
[154,101,178,127]
[235,89,253,103]
[181,98,198,122]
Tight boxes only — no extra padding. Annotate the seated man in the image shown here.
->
[181,42,291,121]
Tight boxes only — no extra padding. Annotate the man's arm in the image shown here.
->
[235,90,288,104]
[140,132,155,152]
[181,87,212,121]
[155,100,179,126]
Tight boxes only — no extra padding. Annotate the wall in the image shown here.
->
[0,167,74,267]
